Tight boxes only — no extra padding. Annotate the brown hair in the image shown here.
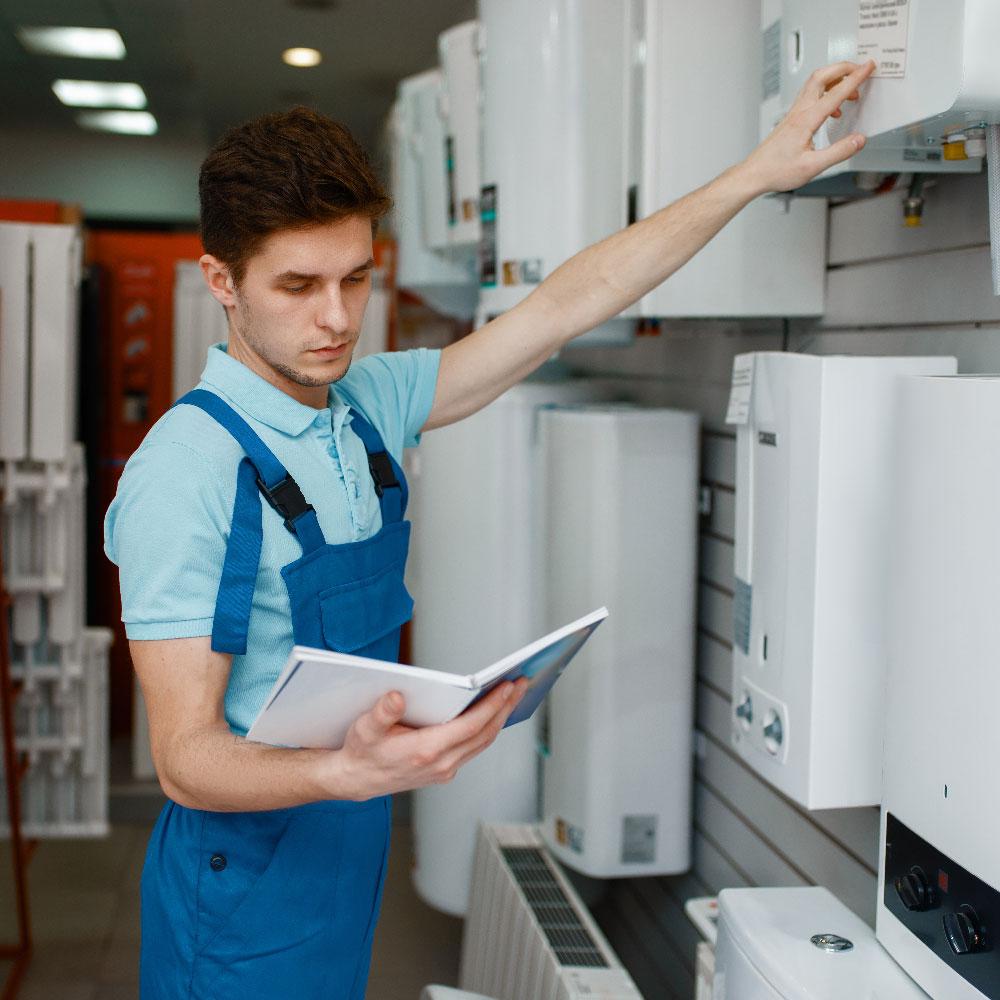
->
[199,106,391,283]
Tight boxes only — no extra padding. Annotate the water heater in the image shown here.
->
[390,72,478,319]
[540,405,699,878]
[410,374,614,915]
[729,352,956,810]
[877,375,1000,1000]
[761,0,1000,177]
[438,21,481,250]
[477,0,638,345]
[639,0,826,317]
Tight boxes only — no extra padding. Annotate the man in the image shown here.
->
[105,59,874,999]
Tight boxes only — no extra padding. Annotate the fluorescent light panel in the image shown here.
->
[17,26,126,60]
[76,110,158,135]
[53,79,147,109]
[282,47,322,67]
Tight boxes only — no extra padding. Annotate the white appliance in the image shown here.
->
[728,352,957,809]
[761,0,999,177]
[0,221,81,462]
[638,0,827,317]
[172,260,228,399]
[477,0,637,346]
[410,375,613,916]
[877,375,1000,999]
[713,887,928,999]
[540,405,699,878]
[390,73,478,320]
[459,823,643,1000]
[438,21,481,250]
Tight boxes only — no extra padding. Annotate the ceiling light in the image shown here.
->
[76,111,158,136]
[16,26,126,60]
[53,80,147,109]
[282,47,322,68]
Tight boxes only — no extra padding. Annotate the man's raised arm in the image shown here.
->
[423,60,875,432]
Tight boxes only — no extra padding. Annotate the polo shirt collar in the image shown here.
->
[199,343,351,437]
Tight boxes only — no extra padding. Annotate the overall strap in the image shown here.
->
[174,389,325,654]
[347,408,408,524]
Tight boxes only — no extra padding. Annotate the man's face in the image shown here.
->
[227,214,375,394]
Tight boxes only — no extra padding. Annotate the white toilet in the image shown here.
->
[713,887,929,999]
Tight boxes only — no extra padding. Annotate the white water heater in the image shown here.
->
[761,0,1000,177]
[477,0,637,345]
[877,375,1000,1000]
[639,0,826,317]
[390,72,478,319]
[540,405,699,878]
[728,352,956,810]
[0,222,81,462]
[438,21,481,251]
[410,374,614,916]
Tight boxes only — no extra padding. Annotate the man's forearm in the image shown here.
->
[157,724,343,812]
[525,162,761,346]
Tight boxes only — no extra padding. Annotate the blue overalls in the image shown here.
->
[140,388,413,1000]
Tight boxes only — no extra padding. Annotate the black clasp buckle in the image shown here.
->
[367,452,399,499]
[256,474,314,533]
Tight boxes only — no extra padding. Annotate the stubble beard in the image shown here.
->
[232,291,354,389]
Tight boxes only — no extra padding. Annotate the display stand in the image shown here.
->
[0,537,34,999]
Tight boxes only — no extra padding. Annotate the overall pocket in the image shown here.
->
[318,562,413,654]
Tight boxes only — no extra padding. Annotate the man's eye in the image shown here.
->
[346,273,368,285]
[284,284,308,294]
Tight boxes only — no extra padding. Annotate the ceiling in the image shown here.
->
[0,0,476,154]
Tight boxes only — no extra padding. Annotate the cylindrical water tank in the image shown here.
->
[410,373,614,915]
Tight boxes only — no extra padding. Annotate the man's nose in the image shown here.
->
[317,285,350,333]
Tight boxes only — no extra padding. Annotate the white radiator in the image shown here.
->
[459,824,643,1000]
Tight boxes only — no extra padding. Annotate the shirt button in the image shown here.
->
[210,854,227,872]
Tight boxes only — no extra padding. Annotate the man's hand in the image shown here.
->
[739,60,876,196]
[328,678,530,800]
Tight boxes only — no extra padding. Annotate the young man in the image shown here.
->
[106,59,874,999]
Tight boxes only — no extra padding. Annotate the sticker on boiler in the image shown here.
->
[725,354,755,425]
[857,0,910,79]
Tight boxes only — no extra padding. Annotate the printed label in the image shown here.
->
[479,184,497,287]
[725,354,755,425]
[556,818,585,854]
[622,815,657,864]
[858,0,909,79]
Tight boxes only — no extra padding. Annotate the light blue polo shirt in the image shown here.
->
[104,343,441,736]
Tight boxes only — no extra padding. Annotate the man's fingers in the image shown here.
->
[354,690,406,742]
[809,61,875,128]
[808,133,867,174]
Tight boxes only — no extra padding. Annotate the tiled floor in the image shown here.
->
[1,805,464,999]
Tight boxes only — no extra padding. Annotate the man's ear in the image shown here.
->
[200,254,237,309]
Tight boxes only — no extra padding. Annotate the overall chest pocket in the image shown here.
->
[318,561,414,654]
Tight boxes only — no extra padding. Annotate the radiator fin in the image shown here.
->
[501,846,610,968]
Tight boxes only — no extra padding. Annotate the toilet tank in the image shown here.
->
[714,887,928,999]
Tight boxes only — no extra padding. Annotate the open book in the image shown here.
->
[246,606,608,749]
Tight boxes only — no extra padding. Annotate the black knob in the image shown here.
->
[943,904,987,955]
[894,867,936,912]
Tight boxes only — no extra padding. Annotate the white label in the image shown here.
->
[725,355,755,425]
[858,0,909,79]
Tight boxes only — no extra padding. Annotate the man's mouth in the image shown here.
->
[308,343,350,359]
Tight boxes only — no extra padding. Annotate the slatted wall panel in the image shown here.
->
[566,170,998,999]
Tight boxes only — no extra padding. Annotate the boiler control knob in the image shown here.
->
[736,695,753,727]
[944,904,987,955]
[894,867,936,912]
